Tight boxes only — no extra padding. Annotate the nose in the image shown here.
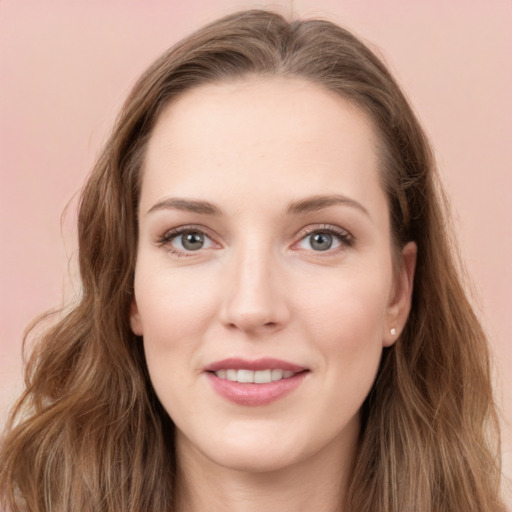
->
[219,243,290,335]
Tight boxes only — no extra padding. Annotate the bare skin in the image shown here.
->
[175,421,356,512]
[131,77,416,512]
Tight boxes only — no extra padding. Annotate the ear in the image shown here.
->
[383,241,417,347]
[130,297,144,336]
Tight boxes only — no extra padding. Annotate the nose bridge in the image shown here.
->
[221,235,288,333]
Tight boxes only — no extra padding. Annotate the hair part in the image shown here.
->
[0,9,503,512]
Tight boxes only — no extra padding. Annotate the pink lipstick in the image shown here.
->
[204,358,308,406]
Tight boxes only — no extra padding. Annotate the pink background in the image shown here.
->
[1,0,510,500]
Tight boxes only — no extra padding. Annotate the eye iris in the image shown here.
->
[181,232,204,250]
[310,232,333,251]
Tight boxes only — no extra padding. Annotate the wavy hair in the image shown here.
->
[0,9,503,512]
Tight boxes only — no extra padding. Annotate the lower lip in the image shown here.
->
[205,372,308,406]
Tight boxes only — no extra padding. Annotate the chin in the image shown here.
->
[205,442,305,474]
[176,417,347,475]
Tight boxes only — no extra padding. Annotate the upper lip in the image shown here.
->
[204,358,307,372]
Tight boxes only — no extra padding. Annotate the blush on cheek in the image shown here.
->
[135,283,212,341]
[305,286,387,346]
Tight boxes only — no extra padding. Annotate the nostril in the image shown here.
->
[220,286,290,333]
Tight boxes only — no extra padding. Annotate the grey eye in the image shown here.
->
[179,232,205,251]
[296,229,345,252]
[309,232,333,251]
[165,228,216,254]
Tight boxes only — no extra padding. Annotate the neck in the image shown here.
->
[174,426,358,512]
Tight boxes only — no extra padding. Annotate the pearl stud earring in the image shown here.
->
[390,328,397,336]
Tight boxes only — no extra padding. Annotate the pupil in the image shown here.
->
[182,232,204,250]
[311,233,332,251]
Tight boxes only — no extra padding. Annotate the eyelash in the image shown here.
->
[156,223,354,257]
[295,224,353,252]
[157,224,218,258]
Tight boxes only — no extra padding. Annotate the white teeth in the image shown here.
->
[215,368,297,383]
[271,369,283,381]
[237,369,254,383]
[254,369,272,383]
[226,369,238,381]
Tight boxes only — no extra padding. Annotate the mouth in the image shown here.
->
[212,368,300,383]
[203,358,309,406]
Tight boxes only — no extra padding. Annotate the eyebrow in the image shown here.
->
[286,194,370,218]
[147,198,221,216]
[146,194,370,218]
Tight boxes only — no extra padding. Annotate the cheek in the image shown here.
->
[296,265,390,347]
[132,263,221,404]
[296,267,390,401]
[134,268,211,417]
[134,261,219,342]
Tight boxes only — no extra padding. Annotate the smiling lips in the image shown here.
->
[215,368,297,383]
[204,358,308,406]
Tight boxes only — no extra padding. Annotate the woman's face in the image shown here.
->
[131,77,415,473]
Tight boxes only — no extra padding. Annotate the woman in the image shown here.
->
[0,9,504,512]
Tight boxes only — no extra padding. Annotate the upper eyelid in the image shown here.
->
[159,224,218,242]
[295,224,352,240]
[291,224,354,251]
[156,223,353,247]
[156,225,220,257]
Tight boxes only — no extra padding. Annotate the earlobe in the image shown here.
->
[383,241,417,347]
[130,297,144,336]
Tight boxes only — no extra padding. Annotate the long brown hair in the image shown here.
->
[0,10,503,511]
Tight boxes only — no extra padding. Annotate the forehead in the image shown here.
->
[140,77,385,218]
